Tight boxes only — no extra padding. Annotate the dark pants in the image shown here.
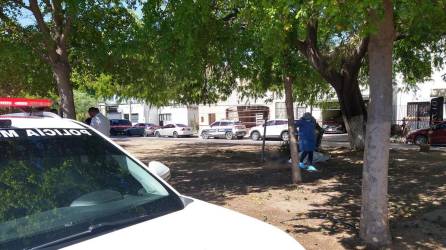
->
[300,151,313,165]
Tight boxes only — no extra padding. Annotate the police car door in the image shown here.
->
[209,121,220,137]
[219,121,231,137]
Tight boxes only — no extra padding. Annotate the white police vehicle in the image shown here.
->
[0,98,303,250]
[200,120,248,140]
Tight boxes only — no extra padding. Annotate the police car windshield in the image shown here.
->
[0,128,183,249]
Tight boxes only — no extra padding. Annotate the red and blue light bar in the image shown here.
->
[0,98,52,107]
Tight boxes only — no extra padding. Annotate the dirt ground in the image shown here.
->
[117,138,446,250]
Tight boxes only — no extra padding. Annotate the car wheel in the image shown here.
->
[155,131,161,137]
[250,131,261,141]
[225,131,234,140]
[173,131,178,138]
[201,131,209,139]
[281,131,289,141]
[415,135,428,145]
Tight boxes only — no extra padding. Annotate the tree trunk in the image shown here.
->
[52,62,76,119]
[283,75,302,184]
[360,0,394,247]
[334,78,367,151]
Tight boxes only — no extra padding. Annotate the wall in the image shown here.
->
[197,91,325,128]
[158,105,190,125]
[117,103,159,124]
[394,69,446,123]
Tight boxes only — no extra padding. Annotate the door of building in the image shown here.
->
[208,113,216,125]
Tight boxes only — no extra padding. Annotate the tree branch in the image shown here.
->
[28,0,52,38]
[51,0,65,34]
[221,8,239,22]
[350,36,369,69]
[61,15,71,43]
[11,0,31,10]
[43,0,53,12]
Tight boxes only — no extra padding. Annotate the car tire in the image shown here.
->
[415,135,428,145]
[201,131,209,139]
[281,131,289,141]
[173,131,178,138]
[155,131,161,137]
[250,131,261,141]
[225,131,234,140]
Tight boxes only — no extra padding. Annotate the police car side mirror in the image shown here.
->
[148,161,171,181]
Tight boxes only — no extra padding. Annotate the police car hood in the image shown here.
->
[63,198,303,250]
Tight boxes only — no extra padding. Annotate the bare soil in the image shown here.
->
[117,138,446,249]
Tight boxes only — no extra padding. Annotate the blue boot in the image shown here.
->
[298,162,306,169]
[307,165,318,172]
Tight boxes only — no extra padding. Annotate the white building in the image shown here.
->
[198,91,325,129]
[100,69,445,132]
[393,69,446,129]
[99,98,199,130]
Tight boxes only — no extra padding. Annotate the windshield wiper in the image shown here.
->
[30,213,156,250]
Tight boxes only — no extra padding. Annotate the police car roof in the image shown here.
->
[0,115,85,129]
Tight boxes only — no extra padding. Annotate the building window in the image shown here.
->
[296,107,306,119]
[106,105,118,113]
[124,113,138,123]
[208,113,216,125]
[275,102,286,119]
[159,113,172,122]
[407,102,430,129]
[131,113,139,123]
[201,116,204,123]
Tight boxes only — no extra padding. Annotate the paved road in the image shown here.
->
[112,134,446,151]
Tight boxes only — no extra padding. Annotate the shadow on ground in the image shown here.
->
[286,149,446,249]
[121,141,446,249]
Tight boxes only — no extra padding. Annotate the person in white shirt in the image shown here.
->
[88,107,110,137]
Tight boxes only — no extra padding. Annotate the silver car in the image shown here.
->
[200,120,248,140]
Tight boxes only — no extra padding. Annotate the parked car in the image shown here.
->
[322,119,346,134]
[134,123,160,137]
[406,121,446,145]
[155,123,193,138]
[249,119,289,141]
[0,113,303,250]
[110,119,133,136]
[200,120,248,140]
[126,125,146,137]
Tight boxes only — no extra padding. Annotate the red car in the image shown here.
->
[134,123,160,136]
[406,121,446,145]
[110,119,133,136]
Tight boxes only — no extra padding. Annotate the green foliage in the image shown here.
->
[393,0,446,85]
[73,90,98,121]
[0,31,55,97]
[0,1,141,104]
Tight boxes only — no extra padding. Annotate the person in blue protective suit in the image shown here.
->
[294,112,318,172]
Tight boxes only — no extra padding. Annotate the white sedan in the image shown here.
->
[0,113,304,250]
[155,123,193,138]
